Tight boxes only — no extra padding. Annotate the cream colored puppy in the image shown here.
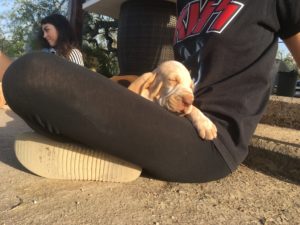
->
[128,60,217,140]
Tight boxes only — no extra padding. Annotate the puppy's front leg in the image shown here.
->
[186,106,217,140]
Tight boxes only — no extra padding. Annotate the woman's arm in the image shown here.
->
[283,32,300,67]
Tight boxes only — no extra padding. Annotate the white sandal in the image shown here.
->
[15,132,142,182]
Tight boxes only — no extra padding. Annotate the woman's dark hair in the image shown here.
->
[40,13,79,58]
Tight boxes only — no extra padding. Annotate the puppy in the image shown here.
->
[127,60,217,140]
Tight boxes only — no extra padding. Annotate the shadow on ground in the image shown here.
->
[244,146,300,185]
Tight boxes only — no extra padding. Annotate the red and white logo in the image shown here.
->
[175,0,244,43]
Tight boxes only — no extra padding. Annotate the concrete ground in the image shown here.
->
[0,106,299,225]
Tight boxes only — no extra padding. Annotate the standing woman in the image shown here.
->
[40,13,84,66]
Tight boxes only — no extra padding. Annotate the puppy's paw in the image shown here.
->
[187,106,217,140]
[193,117,217,140]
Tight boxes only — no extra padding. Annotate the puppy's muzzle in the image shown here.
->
[160,87,194,116]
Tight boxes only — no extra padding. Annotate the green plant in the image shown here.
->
[81,12,119,76]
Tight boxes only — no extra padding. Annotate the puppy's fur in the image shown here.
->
[112,61,217,140]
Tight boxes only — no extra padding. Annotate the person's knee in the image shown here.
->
[2,52,49,103]
[5,52,54,85]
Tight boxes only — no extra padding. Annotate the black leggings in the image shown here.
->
[3,52,231,183]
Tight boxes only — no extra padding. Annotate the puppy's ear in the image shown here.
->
[148,73,163,100]
[128,72,156,96]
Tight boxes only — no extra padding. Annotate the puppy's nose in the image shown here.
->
[182,94,194,106]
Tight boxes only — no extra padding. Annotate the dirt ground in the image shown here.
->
[0,107,299,225]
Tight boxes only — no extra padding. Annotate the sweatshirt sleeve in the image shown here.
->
[276,0,300,39]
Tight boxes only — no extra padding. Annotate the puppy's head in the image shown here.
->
[153,60,194,116]
[128,60,194,115]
